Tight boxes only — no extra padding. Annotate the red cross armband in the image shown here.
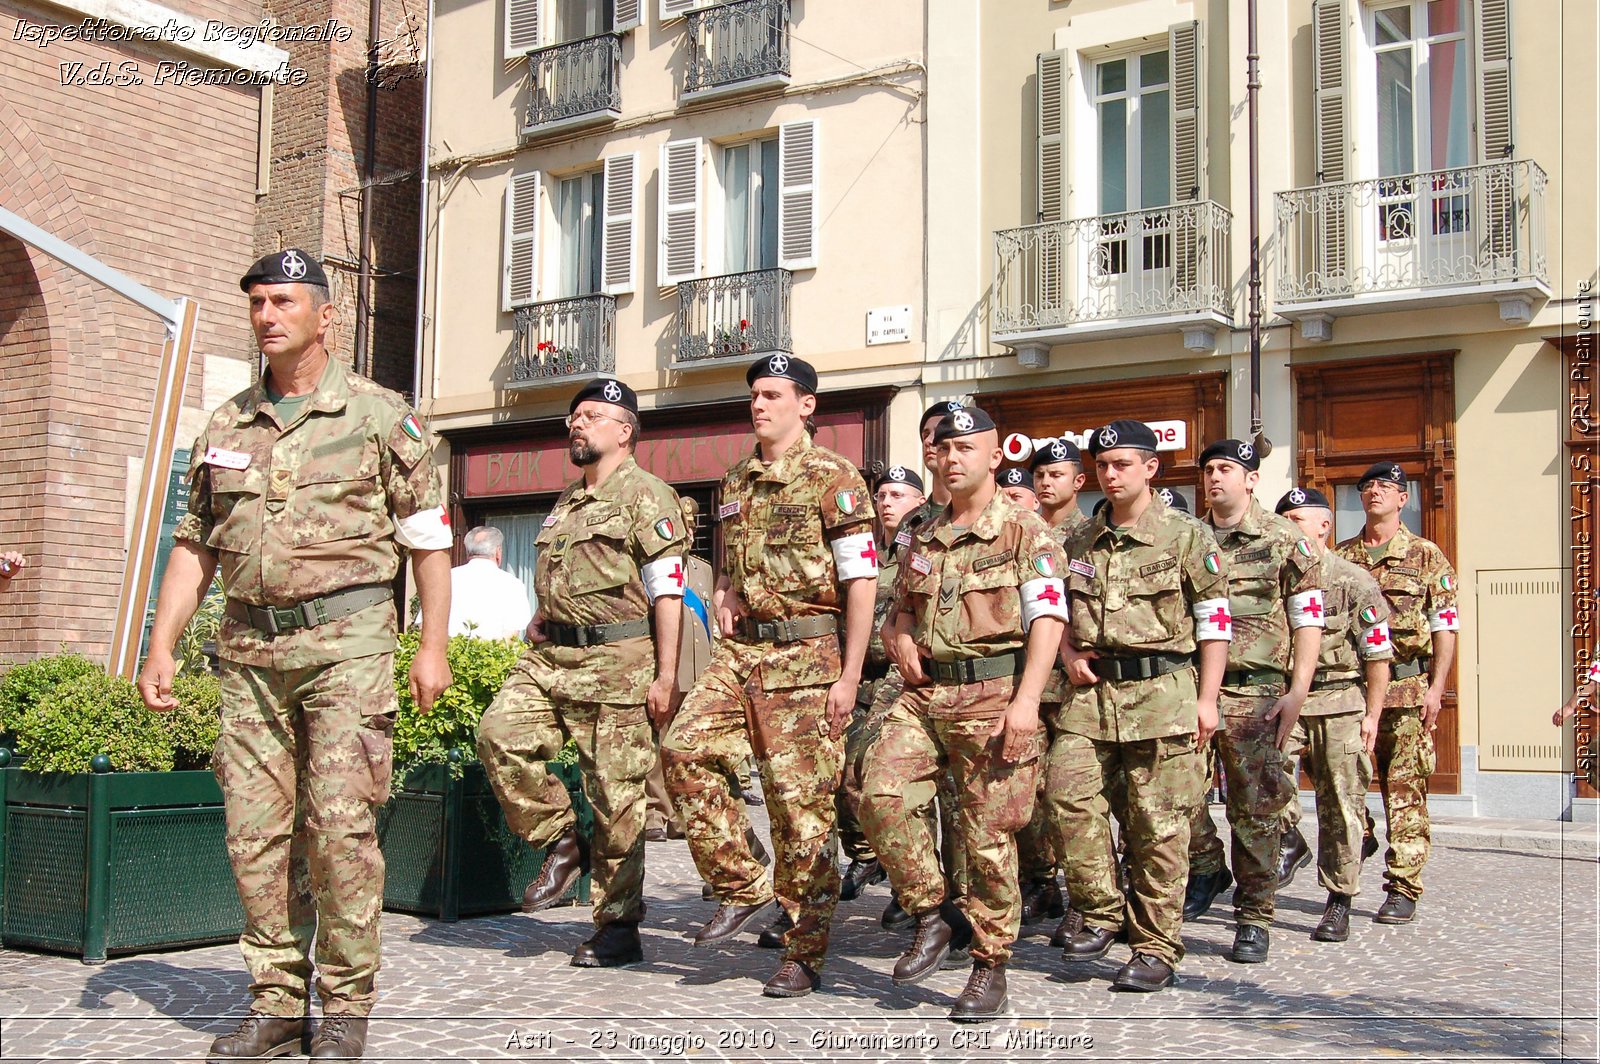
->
[1194,598,1233,642]
[1020,577,1068,630]
[831,531,880,582]
[642,556,688,602]
[1359,620,1393,659]
[1428,604,1460,633]
[1588,659,1600,685]
[394,506,452,550]
[1288,589,1327,629]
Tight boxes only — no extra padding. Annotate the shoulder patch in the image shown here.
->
[1296,539,1313,558]
[654,517,676,541]
[1032,553,1057,578]
[401,413,423,441]
[1359,605,1379,625]
[835,489,860,516]
[1204,551,1222,575]
[1439,573,1455,591]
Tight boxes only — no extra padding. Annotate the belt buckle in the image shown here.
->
[269,605,301,633]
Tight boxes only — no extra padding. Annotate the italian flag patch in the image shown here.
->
[836,490,860,515]
[655,517,675,540]
[401,413,423,441]
[1033,553,1056,578]
[1296,539,1313,558]
[1359,605,1379,625]
[1204,552,1222,575]
[1439,574,1455,591]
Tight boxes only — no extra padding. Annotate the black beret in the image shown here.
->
[1029,437,1081,470]
[921,399,965,428]
[1198,438,1261,472]
[746,353,817,393]
[569,377,637,415]
[1156,487,1191,514]
[873,465,925,494]
[1357,462,1408,489]
[240,248,328,291]
[1087,419,1158,455]
[997,467,1034,492]
[932,406,996,443]
[1275,486,1331,514]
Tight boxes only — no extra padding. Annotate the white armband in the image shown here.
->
[1019,577,1068,630]
[641,556,687,602]
[1427,605,1460,633]
[393,506,452,550]
[831,531,880,582]
[1588,659,1600,685]
[1359,621,1393,659]
[1193,598,1233,642]
[1287,589,1327,630]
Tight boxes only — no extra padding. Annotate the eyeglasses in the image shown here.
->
[564,411,624,429]
[1358,481,1402,495]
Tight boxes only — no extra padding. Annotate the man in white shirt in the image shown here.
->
[439,526,534,639]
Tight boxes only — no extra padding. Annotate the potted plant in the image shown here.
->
[712,318,752,357]
[378,630,591,922]
[0,662,241,964]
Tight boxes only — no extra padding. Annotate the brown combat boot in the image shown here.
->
[892,901,972,986]
[208,1013,304,1059]
[309,1015,368,1059]
[948,961,1008,1023]
[522,832,588,912]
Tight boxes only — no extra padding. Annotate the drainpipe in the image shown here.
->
[354,0,382,378]
[1247,0,1271,456]
[412,0,435,406]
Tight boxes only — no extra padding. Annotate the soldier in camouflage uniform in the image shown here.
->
[1275,487,1393,942]
[861,406,1068,1023]
[1184,440,1324,966]
[139,250,453,1061]
[1334,462,1459,923]
[1017,439,1089,933]
[662,355,878,998]
[1049,419,1230,993]
[476,378,688,968]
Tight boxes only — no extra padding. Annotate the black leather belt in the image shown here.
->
[861,660,891,683]
[1223,668,1287,688]
[928,650,1023,685]
[1311,671,1360,691]
[1391,657,1431,680]
[737,615,838,644]
[226,584,392,636]
[1091,652,1192,682]
[544,617,650,648]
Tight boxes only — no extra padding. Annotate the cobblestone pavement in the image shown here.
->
[1,804,1594,1063]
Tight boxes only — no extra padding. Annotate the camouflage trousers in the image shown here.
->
[1015,702,1060,884]
[215,654,396,1018]
[836,684,885,863]
[860,684,1042,966]
[476,666,653,928]
[1373,705,1434,899]
[1281,694,1372,894]
[1189,686,1298,927]
[661,640,844,971]
[1046,723,1205,967]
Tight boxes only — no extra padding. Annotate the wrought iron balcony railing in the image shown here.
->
[684,0,790,99]
[1274,159,1548,316]
[523,32,621,135]
[675,269,792,365]
[992,200,1233,345]
[511,294,616,386]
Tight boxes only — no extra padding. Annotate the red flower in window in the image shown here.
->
[739,319,748,331]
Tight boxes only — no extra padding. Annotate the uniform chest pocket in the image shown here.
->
[291,447,382,547]
[1128,559,1182,600]
[765,505,820,548]
[1386,575,1426,619]
[1226,558,1280,618]
[564,511,632,593]
[957,561,1021,629]
[901,563,938,606]
[207,466,264,554]
[1068,569,1104,602]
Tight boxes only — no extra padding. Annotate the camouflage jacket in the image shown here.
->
[1042,506,1090,704]
[1302,552,1393,716]
[1203,497,1323,682]
[1335,524,1458,707]
[718,432,875,690]
[1061,494,1229,741]
[857,501,933,707]
[893,492,1066,718]
[523,456,688,704]
[175,356,444,669]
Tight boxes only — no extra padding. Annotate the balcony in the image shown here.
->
[992,200,1234,363]
[522,33,621,138]
[1274,159,1550,339]
[510,294,616,388]
[682,0,790,104]
[674,268,792,367]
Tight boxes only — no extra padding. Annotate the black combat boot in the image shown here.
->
[571,921,644,967]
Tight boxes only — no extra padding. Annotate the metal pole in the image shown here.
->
[1247,0,1269,453]
[354,0,383,378]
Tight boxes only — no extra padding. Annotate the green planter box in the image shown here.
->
[378,759,592,922]
[0,766,244,964]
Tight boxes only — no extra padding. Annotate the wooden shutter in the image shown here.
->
[502,171,540,311]
[1311,0,1349,281]
[1476,0,1514,160]
[614,0,641,32]
[505,0,539,56]
[658,137,702,287]
[660,0,695,21]
[778,120,818,270]
[602,153,637,295]
[1035,49,1068,224]
[1169,21,1204,202]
